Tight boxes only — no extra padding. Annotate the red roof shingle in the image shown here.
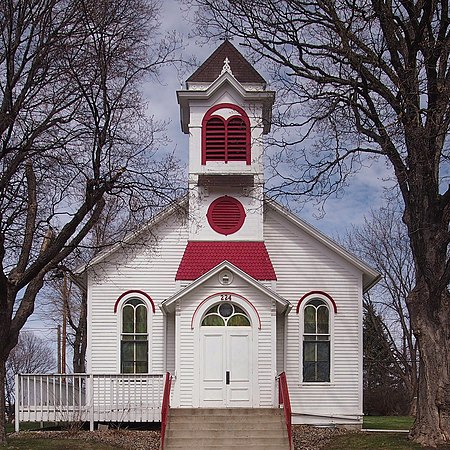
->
[186,40,266,85]
[175,241,277,281]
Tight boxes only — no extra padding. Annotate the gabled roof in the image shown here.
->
[187,40,266,85]
[162,260,289,312]
[264,199,380,292]
[176,241,277,281]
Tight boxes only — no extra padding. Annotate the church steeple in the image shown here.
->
[177,41,275,242]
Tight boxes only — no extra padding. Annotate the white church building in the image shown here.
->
[16,41,379,435]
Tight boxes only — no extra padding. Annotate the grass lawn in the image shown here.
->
[0,438,124,450]
[363,416,415,430]
[323,432,450,450]
[5,422,56,434]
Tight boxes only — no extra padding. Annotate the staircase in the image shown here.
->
[163,408,290,450]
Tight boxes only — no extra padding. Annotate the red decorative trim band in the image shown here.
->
[114,290,156,314]
[296,291,338,314]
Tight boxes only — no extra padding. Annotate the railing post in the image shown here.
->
[277,372,292,450]
[161,372,172,450]
[15,374,20,432]
[89,374,94,431]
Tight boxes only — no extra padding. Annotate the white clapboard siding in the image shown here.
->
[276,313,285,374]
[166,313,176,374]
[264,205,363,422]
[88,214,189,375]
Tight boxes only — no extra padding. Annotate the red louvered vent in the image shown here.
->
[202,104,251,165]
[227,117,247,161]
[205,117,226,161]
[206,196,246,235]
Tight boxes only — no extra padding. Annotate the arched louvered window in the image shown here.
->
[202,103,250,165]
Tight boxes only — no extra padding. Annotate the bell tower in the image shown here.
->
[177,41,275,244]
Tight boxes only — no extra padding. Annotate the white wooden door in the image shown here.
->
[200,328,252,406]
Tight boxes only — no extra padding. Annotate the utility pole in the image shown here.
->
[61,272,68,374]
[57,325,61,373]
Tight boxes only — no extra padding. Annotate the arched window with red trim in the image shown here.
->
[202,103,250,165]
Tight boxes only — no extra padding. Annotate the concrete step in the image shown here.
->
[165,436,289,448]
[168,414,284,425]
[166,429,287,439]
[164,408,290,450]
[165,446,287,450]
[167,420,285,431]
[169,407,282,416]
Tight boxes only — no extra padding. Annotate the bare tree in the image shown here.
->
[47,196,143,374]
[190,1,450,445]
[5,332,55,422]
[345,206,418,414]
[0,0,183,442]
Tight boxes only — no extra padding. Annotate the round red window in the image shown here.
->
[206,196,246,235]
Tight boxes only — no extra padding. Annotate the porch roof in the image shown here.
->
[175,241,277,281]
[162,260,290,312]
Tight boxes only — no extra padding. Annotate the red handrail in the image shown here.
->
[160,372,172,450]
[278,371,292,450]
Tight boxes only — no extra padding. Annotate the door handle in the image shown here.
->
[226,371,230,385]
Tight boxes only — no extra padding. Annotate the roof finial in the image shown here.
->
[221,57,233,76]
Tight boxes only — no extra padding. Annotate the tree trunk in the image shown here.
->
[72,290,87,373]
[0,357,7,444]
[408,284,450,446]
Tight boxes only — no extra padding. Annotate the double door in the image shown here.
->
[200,328,253,406]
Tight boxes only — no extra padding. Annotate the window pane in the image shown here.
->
[126,298,144,307]
[135,361,148,374]
[317,306,329,333]
[121,362,134,374]
[228,314,250,326]
[123,305,134,333]
[135,341,148,373]
[317,341,330,361]
[204,305,219,315]
[121,342,134,373]
[304,306,316,333]
[303,341,330,382]
[303,342,316,362]
[219,302,233,317]
[202,314,225,326]
[308,299,324,307]
[136,304,147,333]
[303,362,315,382]
[317,362,330,382]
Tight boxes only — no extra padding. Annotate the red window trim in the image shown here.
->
[114,290,156,314]
[295,291,338,314]
[202,103,251,165]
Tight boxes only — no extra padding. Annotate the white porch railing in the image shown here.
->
[15,373,165,431]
